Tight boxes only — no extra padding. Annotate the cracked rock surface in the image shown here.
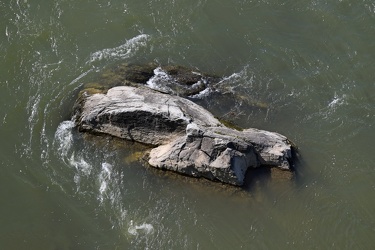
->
[74,85,294,186]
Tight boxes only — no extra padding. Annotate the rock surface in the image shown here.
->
[74,85,294,186]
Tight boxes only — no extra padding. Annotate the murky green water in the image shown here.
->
[1,0,375,249]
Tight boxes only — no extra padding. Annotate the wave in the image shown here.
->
[189,87,212,98]
[89,34,150,63]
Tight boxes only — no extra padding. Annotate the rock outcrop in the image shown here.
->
[74,85,294,186]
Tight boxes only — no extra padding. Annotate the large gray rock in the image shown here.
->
[149,123,260,185]
[75,86,221,146]
[74,85,294,186]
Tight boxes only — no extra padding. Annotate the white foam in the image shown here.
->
[128,220,154,235]
[89,34,150,62]
[98,162,113,202]
[67,154,92,188]
[219,72,242,83]
[328,94,346,109]
[2,113,7,125]
[146,67,174,93]
[54,120,75,158]
[189,87,212,99]
[69,153,91,176]
[68,69,93,86]
[5,26,9,40]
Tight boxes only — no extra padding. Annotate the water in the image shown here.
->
[1,0,375,249]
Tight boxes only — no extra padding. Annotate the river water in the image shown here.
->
[1,0,374,249]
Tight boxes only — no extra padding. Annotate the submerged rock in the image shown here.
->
[148,65,220,96]
[83,62,272,120]
[84,63,221,97]
[74,85,294,186]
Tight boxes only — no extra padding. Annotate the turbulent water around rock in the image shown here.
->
[1,0,375,249]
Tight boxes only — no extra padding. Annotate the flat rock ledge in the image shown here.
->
[74,85,294,186]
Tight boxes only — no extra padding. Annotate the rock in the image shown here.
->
[149,123,260,186]
[211,127,292,170]
[75,86,222,146]
[150,65,220,96]
[83,63,221,97]
[100,63,156,86]
[74,85,294,186]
